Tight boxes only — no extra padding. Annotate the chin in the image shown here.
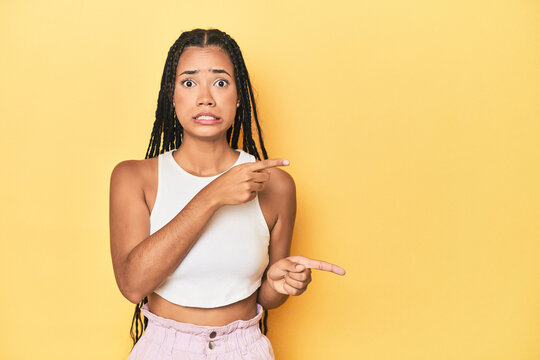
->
[183,128,230,141]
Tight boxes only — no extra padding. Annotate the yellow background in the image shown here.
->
[1,0,539,359]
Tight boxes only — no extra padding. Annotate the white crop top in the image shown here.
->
[150,148,271,308]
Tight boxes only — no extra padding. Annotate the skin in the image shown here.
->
[109,45,345,327]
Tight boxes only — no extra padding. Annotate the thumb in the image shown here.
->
[283,258,305,273]
[270,258,299,279]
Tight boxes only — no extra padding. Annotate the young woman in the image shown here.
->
[109,28,345,359]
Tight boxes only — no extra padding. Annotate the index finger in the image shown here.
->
[288,255,346,276]
[249,158,290,172]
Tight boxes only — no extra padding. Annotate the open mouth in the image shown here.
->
[194,115,222,124]
[194,115,220,121]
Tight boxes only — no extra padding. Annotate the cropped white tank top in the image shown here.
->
[150,148,270,308]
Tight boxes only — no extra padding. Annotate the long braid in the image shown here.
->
[131,28,271,350]
[220,36,264,160]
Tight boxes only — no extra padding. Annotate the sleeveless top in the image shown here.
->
[150,148,271,308]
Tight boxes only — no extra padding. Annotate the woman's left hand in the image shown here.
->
[266,256,346,296]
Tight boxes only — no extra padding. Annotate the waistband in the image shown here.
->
[140,302,264,337]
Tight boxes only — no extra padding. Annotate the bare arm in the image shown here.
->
[257,168,297,309]
[109,160,221,304]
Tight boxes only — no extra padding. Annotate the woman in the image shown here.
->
[109,28,345,359]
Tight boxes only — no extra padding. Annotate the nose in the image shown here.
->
[197,85,215,106]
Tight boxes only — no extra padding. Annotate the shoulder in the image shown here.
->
[110,157,158,189]
[243,151,296,194]
[266,167,295,193]
[242,151,295,194]
[260,167,296,207]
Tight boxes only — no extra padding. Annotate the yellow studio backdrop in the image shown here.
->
[0,0,539,359]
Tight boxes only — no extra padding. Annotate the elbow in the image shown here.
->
[115,259,148,304]
[118,276,147,304]
[123,288,146,305]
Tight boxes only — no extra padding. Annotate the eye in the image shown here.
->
[215,79,229,87]
[181,79,196,88]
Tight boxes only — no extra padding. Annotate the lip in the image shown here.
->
[193,112,221,125]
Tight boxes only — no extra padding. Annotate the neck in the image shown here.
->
[174,135,239,177]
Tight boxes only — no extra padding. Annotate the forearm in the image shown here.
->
[123,189,220,303]
[257,277,289,310]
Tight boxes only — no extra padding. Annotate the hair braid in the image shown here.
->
[223,36,268,160]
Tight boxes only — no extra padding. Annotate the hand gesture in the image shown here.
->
[266,256,346,296]
[203,158,290,206]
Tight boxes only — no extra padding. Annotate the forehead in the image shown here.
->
[176,46,234,75]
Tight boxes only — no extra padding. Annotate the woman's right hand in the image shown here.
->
[201,158,290,207]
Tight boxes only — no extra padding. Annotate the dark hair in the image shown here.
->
[130,28,270,349]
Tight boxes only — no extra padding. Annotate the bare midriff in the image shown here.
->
[146,290,259,326]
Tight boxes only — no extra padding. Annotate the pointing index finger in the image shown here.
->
[250,158,290,172]
[289,256,346,276]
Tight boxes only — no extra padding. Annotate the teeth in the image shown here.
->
[196,115,217,120]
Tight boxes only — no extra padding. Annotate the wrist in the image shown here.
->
[264,278,282,296]
[197,187,222,212]
[258,278,289,310]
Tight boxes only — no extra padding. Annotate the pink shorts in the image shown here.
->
[128,303,275,359]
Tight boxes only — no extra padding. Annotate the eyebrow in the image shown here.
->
[178,69,232,77]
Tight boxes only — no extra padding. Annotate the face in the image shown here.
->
[173,45,238,141]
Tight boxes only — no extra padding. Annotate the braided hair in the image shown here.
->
[130,28,270,349]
